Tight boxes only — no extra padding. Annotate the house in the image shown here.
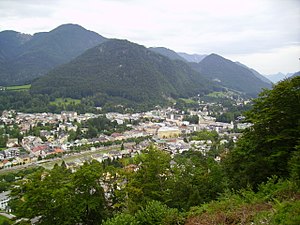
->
[19,154,31,164]
[111,133,125,141]
[31,145,48,157]
[6,138,18,148]
[4,148,20,159]
[0,191,11,212]
[0,151,4,160]
[3,160,12,168]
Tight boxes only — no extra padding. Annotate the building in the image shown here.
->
[0,191,11,212]
[157,127,181,139]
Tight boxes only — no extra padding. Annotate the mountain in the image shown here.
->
[177,52,207,63]
[31,39,216,105]
[0,31,32,81]
[0,24,107,86]
[266,72,295,83]
[149,47,186,61]
[235,62,272,84]
[291,71,300,78]
[190,54,272,96]
[0,30,32,60]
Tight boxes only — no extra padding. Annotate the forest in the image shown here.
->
[4,77,300,224]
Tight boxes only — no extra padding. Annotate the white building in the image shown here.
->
[0,191,11,212]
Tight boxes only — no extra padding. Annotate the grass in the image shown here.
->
[4,84,31,92]
[50,97,81,106]
[179,98,197,104]
[207,91,227,98]
[0,215,12,224]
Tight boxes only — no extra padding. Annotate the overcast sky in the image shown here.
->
[0,0,299,74]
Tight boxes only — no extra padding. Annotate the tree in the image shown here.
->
[135,200,183,225]
[223,77,300,189]
[124,146,172,212]
[73,160,108,224]
[10,162,108,225]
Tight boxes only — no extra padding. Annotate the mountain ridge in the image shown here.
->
[0,24,107,85]
[31,39,216,105]
[190,53,272,96]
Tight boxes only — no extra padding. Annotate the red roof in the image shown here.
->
[32,145,48,152]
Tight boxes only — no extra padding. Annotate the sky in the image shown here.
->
[0,0,299,75]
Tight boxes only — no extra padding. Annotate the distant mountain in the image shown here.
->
[0,31,32,79]
[235,62,272,84]
[149,47,186,61]
[190,54,272,96]
[0,24,107,86]
[266,72,295,83]
[31,39,215,105]
[291,71,300,78]
[0,30,31,60]
[177,52,207,63]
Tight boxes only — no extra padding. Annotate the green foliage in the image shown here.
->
[10,161,108,225]
[190,130,219,141]
[103,201,184,225]
[82,115,131,138]
[169,150,226,210]
[223,77,300,189]
[135,200,184,225]
[102,213,138,225]
[183,114,199,124]
[289,149,300,186]
[5,84,31,91]
[124,146,172,212]
[186,179,300,225]
[271,200,300,225]
[0,216,12,225]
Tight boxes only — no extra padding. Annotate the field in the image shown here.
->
[3,84,31,91]
[50,97,81,106]
[179,98,198,104]
[207,91,227,98]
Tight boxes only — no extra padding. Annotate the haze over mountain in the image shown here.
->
[235,61,272,84]
[265,72,296,83]
[177,52,207,63]
[190,54,272,96]
[0,24,106,85]
[291,71,300,78]
[31,39,216,105]
[149,47,186,61]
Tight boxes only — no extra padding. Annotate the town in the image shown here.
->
[0,99,252,173]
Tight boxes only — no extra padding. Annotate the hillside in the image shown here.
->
[0,24,107,85]
[149,47,186,61]
[0,30,32,60]
[190,54,272,96]
[235,61,272,84]
[31,39,215,105]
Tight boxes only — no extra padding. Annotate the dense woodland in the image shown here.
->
[4,77,299,225]
[0,91,161,114]
[190,54,272,96]
[30,40,217,104]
